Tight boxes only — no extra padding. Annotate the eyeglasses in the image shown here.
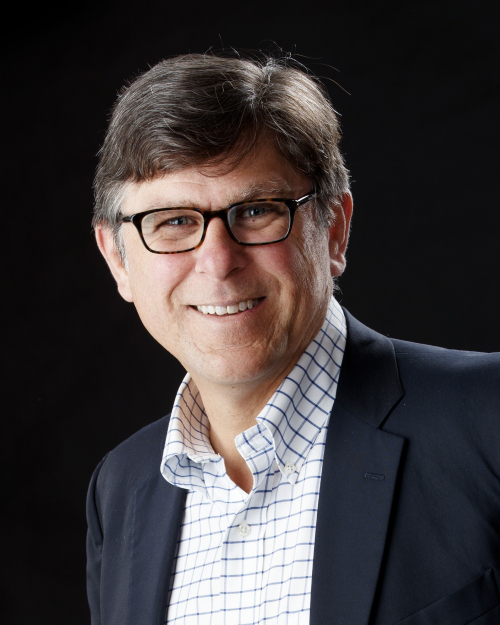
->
[119,191,316,254]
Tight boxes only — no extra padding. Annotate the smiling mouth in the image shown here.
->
[195,298,264,316]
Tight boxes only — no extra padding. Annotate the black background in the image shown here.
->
[3,0,499,622]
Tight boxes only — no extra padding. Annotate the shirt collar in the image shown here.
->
[161,296,346,490]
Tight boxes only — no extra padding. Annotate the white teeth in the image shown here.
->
[196,299,260,316]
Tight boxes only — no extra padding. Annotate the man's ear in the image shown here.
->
[328,193,353,278]
[95,226,134,302]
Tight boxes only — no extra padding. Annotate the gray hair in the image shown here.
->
[93,52,350,258]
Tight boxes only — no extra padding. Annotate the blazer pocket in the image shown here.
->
[394,568,500,625]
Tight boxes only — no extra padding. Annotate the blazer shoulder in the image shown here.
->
[95,415,171,494]
[387,337,500,450]
[341,308,500,428]
[390,336,500,384]
[391,335,500,359]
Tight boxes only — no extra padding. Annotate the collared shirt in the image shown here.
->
[161,296,347,625]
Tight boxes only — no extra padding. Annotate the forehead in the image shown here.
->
[121,142,311,214]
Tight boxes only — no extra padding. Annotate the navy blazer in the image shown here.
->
[87,311,500,624]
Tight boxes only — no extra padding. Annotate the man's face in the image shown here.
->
[97,143,352,395]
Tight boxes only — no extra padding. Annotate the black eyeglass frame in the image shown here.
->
[118,191,316,254]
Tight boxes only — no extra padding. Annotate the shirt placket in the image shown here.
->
[215,425,274,625]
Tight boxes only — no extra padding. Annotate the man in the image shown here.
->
[88,53,500,625]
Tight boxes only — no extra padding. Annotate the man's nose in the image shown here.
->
[194,216,247,280]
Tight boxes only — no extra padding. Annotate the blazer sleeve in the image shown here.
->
[86,454,109,625]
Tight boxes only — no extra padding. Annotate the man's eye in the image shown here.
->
[154,214,198,228]
[237,204,280,220]
[242,206,267,218]
[161,216,192,226]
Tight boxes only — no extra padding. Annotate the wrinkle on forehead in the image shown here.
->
[122,141,310,214]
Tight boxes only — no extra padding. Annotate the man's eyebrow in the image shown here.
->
[235,180,295,202]
[143,180,297,211]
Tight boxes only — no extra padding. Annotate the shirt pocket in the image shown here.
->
[394,568,500,625]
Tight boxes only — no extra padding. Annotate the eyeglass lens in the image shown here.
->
[140,201,291,252]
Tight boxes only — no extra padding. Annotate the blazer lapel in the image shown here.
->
[310,311,405,625]
[127,470,187,625]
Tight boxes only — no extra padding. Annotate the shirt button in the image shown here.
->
[284,462,296,475]
[238,522,251,537]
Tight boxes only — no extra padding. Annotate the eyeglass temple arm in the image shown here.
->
[295,191,316,206]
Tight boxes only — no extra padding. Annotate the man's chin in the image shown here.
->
[188,348,286,390]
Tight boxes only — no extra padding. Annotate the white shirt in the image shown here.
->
[161,296,346,625]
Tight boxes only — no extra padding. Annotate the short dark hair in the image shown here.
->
[93,52,350,238]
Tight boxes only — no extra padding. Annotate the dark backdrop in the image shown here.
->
[3,0,499,622]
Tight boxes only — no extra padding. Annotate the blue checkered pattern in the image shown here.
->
[161,297,346,625]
